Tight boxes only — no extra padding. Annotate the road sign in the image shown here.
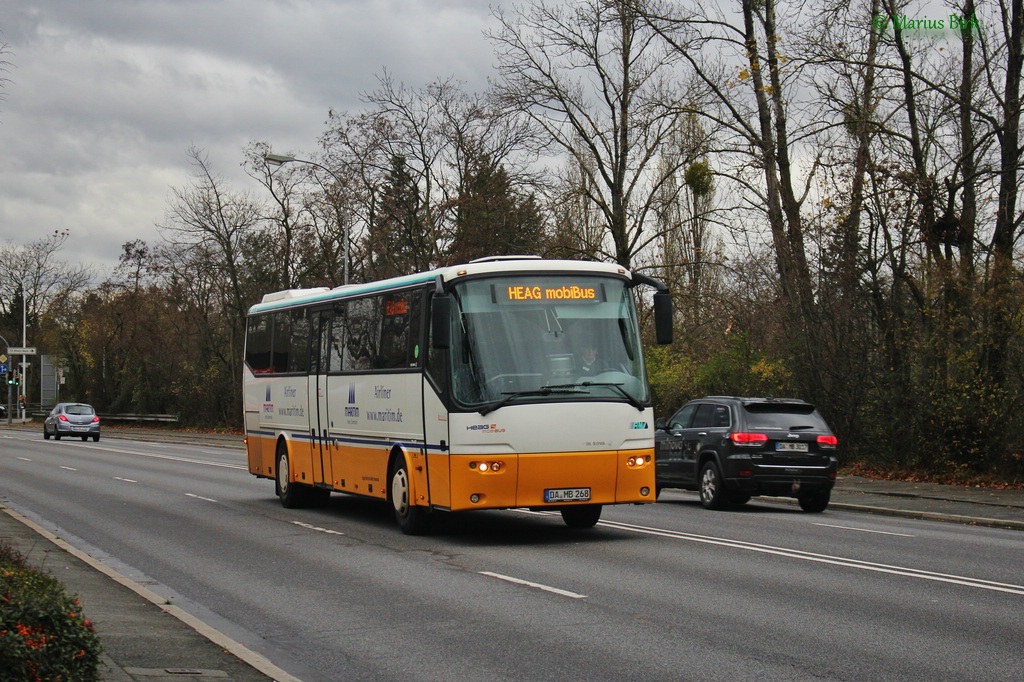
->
[0,354,5,363]
[8,347,35,355]
[0,364,7,375]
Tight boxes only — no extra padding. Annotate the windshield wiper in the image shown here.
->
[478,386,586,416]
[575,381,645,411]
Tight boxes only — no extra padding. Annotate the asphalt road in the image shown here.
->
[1,429,1022,681]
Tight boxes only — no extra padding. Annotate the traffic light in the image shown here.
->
[7,371,17,386]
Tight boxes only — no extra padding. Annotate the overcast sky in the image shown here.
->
[0,0,498,276]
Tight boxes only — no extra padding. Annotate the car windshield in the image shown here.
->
[742,404,828,431]
[446,274,649,410]
[65,405,95,416]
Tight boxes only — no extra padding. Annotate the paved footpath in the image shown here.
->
[2,423,1022,680]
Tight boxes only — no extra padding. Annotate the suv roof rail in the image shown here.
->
[700,395,812,405]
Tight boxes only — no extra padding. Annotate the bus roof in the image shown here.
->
[247,257,632,315]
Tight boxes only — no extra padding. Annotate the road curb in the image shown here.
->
[824,501,1024,531]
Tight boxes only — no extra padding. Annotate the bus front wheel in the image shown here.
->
[560,504,602,528]
[390,459,428,535]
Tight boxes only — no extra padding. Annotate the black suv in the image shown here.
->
[655,396,837,512]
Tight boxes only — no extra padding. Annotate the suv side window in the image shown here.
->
[668,403,698,429]
[692,403,730,428]
[713,405,731,427]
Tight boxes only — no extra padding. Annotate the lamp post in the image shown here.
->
[21,286,26,422]
[0,332,10,425]
[265,153,350,286]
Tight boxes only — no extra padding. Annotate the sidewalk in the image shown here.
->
[2,423,1023,681]
[1,507,290,682]
[825,475,1024,530]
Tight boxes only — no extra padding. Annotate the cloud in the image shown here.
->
[0,0,497,274]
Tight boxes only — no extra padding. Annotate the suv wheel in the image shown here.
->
[699,461,726,510]
[798,490,830,513]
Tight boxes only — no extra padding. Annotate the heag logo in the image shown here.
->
[466,423,506,433]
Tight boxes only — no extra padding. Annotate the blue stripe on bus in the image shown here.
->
[246,429,444,453]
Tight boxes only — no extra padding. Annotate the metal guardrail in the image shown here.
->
[12,408,180,423]
[102,414,180,423]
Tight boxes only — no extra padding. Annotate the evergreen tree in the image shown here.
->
[447,153,546,264]
[365,155,432,280]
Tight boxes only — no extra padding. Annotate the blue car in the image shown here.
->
[43,403,101,442]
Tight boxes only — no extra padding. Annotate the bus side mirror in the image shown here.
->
[431,294,451,350]
[653,291,673,345]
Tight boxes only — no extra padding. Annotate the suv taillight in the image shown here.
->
[817,434,837,449]
[730,432,768,446]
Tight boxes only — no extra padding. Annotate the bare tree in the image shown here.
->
[157,148,268,424]
[488,0,690,269]
[0,34,12,114]
[318,74,543,277]
[161,146,265,325]
[0,230,93,337]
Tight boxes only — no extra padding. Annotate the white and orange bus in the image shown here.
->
[242,256,672,533]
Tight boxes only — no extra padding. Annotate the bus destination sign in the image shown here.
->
[502,284,601,303]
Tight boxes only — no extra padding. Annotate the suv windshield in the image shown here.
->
[446,275,649,410]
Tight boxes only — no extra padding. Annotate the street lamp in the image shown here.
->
[265,153,350,285]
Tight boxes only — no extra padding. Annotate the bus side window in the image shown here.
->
[379,292,419,369]
[289,309,311,374]
[407,291,423,367]
[245,315,272,373]
[344,297,378,371]
[329,304,345,373]
[272,311,291,372]
[425,293,446,390]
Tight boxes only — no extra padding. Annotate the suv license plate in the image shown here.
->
[776,442,808,452]
[544,487,591,502]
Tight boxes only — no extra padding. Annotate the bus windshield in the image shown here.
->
[447,275,649,411]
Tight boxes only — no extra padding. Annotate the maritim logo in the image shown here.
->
[345,383,359,418]
[262,385,273,416]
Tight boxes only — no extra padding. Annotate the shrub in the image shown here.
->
[0,540,102,682]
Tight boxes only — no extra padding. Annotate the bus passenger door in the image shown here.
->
[310,309,333,487]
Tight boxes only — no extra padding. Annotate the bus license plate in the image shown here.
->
[776,442,808,452]
[545,487,591,502]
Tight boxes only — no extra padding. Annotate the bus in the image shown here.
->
[242,256,672,534]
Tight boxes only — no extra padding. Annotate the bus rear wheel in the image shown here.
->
[390,459,428,535]
[276,442,306,509]
[560,504,602,528]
